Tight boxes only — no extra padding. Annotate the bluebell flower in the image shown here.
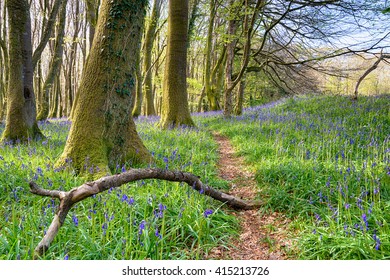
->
[138,220,146,235]
[373,233,381,250]
[203,209,213,218]
[72,214,79,227]
[155,228,162,239]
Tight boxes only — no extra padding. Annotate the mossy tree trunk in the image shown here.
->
[56,0,151,176]
[0,2,6,122]
[131,51,143,117]
[160,0,195,128]
[138,0,161,117]
[234,75,245,115]
[37,0,67,121]
[1,0,43,142]
[203,0,220,111]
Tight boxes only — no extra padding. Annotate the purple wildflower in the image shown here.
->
[373,233,381,250]
[155,228,162,239]
[138,220,146,235]
[72,214,78,227]
[362,213,369,231]
[203,209,213,218]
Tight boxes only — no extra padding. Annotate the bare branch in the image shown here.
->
[30,168,263,258]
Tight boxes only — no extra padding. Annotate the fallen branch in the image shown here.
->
[29,167,263,258]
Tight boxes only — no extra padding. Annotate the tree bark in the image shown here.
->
[32,0,63,70]
[85,0,99,49]
[1,0,43,142]
[56,0,151,176]
[37,0,67,121]
[204,0,220,111]
[224,0,239,117]
[160,0,195,128]
[353,53,390,100]
[30,167,263,257]
[140,0,161,117]
[234,75,245,115]
[223,0,262,117]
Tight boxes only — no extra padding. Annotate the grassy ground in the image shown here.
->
[1,93,389,260]
[197,94,390,259]
[0,116,238,260]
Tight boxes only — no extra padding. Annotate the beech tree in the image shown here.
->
[56,0,151,175]
[160,0,194,128]
[1,0,43,142]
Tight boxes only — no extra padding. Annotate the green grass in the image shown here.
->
[196,94,390,259]
[1,93,389,260]
[0,117,238,260]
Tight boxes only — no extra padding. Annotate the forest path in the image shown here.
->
[207,132,291,260]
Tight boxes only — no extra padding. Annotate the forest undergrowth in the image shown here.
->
[198,94,390,259]
[0,93,389,259]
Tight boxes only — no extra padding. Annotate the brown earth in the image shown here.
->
[206,132,292,260]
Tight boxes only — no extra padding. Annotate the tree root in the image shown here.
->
[29,167,263,258]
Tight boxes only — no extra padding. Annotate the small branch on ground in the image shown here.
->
[29,167,263,258]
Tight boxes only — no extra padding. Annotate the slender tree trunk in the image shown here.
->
[0,1,8,122]
[234,75,245,115]
[203,0,222,111]
[56,0,151,176]
[223,0,262,117]
[140,0,161,117]
[85,0,99,49]
[63,0,80,117]
[353,53,389,100]
[132,54,143,117]
[224,0,239,117]
[1,0,43,142]
[187,0,200,45]
[160,0,195,128]
[32,0,63,70]
[37,0,67,121]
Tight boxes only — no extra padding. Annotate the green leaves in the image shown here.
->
[382,7,390,14]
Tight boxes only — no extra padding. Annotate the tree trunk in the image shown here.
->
[1,0,43,142]
[85,0,99,49]
[56,0,151,176]
[223,0,262,117]
[224,0,239,117]
[160,0,195,128]
[234,75,245,115]
[32,0,63,70]
[37,0,67,121]
[140,0,161,117]
[132,50,143,117]
[353,53,389,100]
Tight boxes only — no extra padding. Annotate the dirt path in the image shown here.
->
[207,132,291,260]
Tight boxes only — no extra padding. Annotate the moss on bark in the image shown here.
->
[56,0,151,177]
[1,0,43,143]
[160,0,195,129]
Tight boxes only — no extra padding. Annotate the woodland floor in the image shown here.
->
[206,132,292,260]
